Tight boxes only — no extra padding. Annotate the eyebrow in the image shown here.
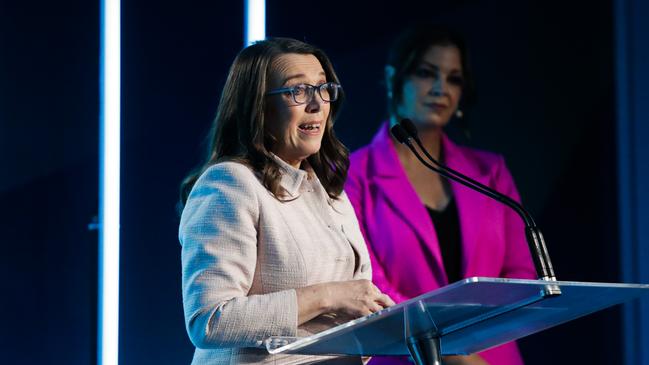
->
[419,61,463,74]
[420,61,439,70]
[282,71,326,86]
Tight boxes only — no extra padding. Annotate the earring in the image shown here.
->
[455,109,464,119]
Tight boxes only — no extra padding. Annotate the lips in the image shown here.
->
[298,121,322,135]
[424,102,448,111]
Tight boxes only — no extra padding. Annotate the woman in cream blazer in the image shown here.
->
[179,38,394,365]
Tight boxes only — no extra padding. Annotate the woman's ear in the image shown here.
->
[384,65,395,99]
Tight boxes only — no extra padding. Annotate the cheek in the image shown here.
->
[449,87,463,107]
[323,102,331,120]
[398,82,419,112]
[285,108,304,135]
[403,82,418,100]
[266,104,293,139]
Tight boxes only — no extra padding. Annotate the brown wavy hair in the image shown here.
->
[179,38,348,208]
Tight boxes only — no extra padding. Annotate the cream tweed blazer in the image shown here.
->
[179,158,372,365]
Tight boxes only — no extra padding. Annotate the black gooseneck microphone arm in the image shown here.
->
[391,121,558,283]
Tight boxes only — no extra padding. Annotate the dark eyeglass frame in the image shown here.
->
[266,82,342,105]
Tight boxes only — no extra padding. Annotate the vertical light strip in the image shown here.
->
[244,0,265,47]
[99,0,120,363]
[616,0,649,364]
[614,0,635,363]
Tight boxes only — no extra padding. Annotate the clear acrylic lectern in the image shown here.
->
[264,277,649,365]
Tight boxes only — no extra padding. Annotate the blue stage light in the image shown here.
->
[245,0,265,46]
[99,0,120,363]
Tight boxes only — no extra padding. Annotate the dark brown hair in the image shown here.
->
[179,38,348,208]
[386,24,475,121]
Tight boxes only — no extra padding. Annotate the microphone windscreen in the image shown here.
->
[390,124,410,144]
[400,119,419,138]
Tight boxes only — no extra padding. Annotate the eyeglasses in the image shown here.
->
[266,82,342,105]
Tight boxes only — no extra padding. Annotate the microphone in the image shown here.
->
[399,119,530,225]
[391,120,559,291]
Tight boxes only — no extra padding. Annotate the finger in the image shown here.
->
[367,284,394,306]
[384,294,396,307]
[367,301,384,313]
[341,306,369,319]
[375,293,396,307]
[355,307,373,318]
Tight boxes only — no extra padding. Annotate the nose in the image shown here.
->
[305,93,323,113]
[430,76,445,96]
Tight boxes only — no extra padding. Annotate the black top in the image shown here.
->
[426,199,463,284]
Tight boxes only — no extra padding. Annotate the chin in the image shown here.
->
[299,143,322,159]
[415,114,451,129]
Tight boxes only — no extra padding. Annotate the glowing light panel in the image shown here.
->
[245,0,265,46]
[99,0,120,363]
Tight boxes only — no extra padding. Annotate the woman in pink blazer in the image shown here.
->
[345,26,536,365]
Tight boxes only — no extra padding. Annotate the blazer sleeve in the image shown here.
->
[345,167,410,304]
[179,163,298,349]
[493,155,537,280]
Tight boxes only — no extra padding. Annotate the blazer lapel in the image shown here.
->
[442,134,491,278]
[367,124,447,284]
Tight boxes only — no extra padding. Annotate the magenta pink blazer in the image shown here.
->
[345,123,536,365]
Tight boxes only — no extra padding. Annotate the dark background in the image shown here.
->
[1,0,622,364]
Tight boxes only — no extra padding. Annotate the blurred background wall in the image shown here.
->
[1,0,647,364]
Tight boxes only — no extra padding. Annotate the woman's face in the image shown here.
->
[266,53,331,168]
[397,45,464,129]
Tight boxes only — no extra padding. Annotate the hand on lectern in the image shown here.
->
[324,279,396,317]
[296,279,395,324]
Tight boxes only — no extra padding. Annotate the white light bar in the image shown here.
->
[99,0,120,363]
[245,0,265,46]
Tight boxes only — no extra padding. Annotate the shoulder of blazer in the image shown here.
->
[448,142,505,179]
[349,145,372,175]
[185,161,264,209]
[197,161,260,188]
